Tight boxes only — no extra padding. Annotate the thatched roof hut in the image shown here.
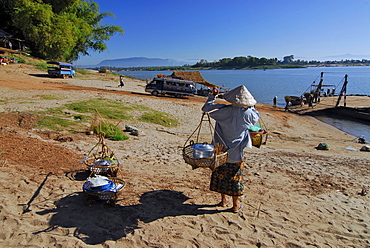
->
[170,70,218,88]
[0,29,26,52]
[0,29,11,48]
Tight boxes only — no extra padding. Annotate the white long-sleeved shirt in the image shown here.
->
[202,94,260,163]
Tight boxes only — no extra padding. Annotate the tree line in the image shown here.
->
[191,55,370,69]
[0,0,123,62]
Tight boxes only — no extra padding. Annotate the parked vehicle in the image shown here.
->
[145,77,196,97]
[47,61,76,78]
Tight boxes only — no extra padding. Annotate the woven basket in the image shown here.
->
[83,178,125,205]
[249,130,266,148]
[182,145,228,170]
[84,158,120,177]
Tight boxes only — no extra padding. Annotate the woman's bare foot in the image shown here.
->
[217,199,230,207]
[231,204,243,213]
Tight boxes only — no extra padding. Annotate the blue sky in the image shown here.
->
[76,0,370,65]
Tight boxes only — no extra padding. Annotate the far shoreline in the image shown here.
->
[93,64,370,72]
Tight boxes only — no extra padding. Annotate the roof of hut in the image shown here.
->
[0,29,12,38]
[171,71,218,88]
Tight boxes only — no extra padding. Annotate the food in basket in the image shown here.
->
[94,158,113,166]
[183,143,228,170]
[192,142,214,159]
[83,176,125,197]
[90,180,114,191]
[89,175,109,185]
[83,175,124,192]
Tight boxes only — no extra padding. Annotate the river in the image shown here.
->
[118,66,370,140]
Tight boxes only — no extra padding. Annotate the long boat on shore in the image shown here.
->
[290,72,370,123]
[306,105,370,123]
[328,106,370,123]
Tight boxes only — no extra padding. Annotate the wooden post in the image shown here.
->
[343,74,347,107]
[335,74,348,107]
[315,72,324,94]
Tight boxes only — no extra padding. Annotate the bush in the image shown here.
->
[93,122,129,141]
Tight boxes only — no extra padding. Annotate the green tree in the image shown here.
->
[246,56,258,66]
[0,0,123,62]
[218,58,232,67]
[283,55,294,64]
[229,56,247,67]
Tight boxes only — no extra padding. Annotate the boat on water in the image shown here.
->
[285,72,336,106]
[289,72,370,123]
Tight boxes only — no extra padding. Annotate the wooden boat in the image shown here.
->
[329,106,370,123]
[307,106,370,123]
[285,95,302,105]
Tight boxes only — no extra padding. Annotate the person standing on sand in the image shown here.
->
[118,75,124,87]
[308,94,314,108]
[273,96,277,108]
[202,85,260,213]
[300,95,304,107]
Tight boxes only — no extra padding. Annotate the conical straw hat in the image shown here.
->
[222,85,257,106]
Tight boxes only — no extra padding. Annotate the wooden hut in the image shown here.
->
[0,29,12,49]
[0,29,26,52]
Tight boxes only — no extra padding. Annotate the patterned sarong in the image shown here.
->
[210,162,244,196]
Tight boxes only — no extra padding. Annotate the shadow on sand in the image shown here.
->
[34,189,225,245]
[29,74,52,78]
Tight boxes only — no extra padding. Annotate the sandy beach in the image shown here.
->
[0,63,369,247]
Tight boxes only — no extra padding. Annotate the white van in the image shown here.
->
[145,77,196,97]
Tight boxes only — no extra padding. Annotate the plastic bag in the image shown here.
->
[248,124,262,132]
[88,175,109,187]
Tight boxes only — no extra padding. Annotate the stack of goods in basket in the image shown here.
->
[83,175,125,205]
[82,134,125,205]
[83,134,121,177]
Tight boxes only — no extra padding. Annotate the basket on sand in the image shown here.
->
[82,176,125,206]
[83,134,121,177]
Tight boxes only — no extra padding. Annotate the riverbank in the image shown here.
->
[0,63,369,247]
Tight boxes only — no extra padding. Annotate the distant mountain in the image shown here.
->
[96,57,197,68]
[296,54,370,61]
[320,54,370,61]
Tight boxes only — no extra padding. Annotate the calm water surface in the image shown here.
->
[120,67,369,140]
[120,66,369,105]
[315,116,369,141]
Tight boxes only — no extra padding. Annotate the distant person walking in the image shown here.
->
[300,95,304,107]
[118,75,124,87]
[273,96,277,108]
